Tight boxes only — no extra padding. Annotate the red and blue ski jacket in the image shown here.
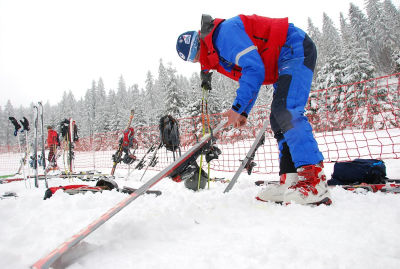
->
[199,15,288,116]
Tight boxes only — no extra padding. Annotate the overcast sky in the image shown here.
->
[1,0,399,108]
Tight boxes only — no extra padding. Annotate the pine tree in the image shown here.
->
[58,90,77,124]
[382,0,400,44]
[307,17,323,77]
[0,106,5,146]
[129,84,147,127]
[180,73,201,118]
[348,3,374,59]
[104,89,119,132]
[212,72,237,110]
[365,0,394,73]
[340,12,376,84]
[143,71,157,124]
[84,80,97,137]
[315,13,344,90]
[95,77,107,133]
[164,63,184,117]
[312,13,346,131]
[116,75,129,130]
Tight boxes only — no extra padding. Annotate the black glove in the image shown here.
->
[20,117,30,132]
[200,70,212,91]
[9,117,21,136]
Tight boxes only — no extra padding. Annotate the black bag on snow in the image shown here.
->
[159,115,180,152]
[328,159,387,185]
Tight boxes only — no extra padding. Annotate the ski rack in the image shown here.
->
[223,118,269,193]
[31,120,226,269]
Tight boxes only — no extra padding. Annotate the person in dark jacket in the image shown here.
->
[176,14,331,205]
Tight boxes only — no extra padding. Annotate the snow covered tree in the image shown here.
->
[314,13,344,90]
[164,63,184,117]
[115,75,129,130]
[94,77,107,133]
[156,60,183,118]
[181,72,202,118]
[312,13,346,130]
[365,0,396,73]
[348,3,372,51]
[57,90,77,129]
[143,71,158,124]
[129,84,147,127]
[307,17,323,77]
[104,89,119,132]
[382,0,400,73]
[393,49,400,73]
[212,72,237,111]
[83,80,97,137]
[340,12,376,84]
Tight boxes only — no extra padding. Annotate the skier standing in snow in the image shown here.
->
[176,14,331,205]
[47,126,60,170]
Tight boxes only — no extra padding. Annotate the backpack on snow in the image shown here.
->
[328,159,387,185]
[159,115,180,152]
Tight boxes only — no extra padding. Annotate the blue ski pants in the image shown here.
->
[270,24,324,170]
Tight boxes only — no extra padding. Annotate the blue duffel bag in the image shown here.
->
[328,159,387,185]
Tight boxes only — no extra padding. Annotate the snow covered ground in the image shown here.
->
[1,160,400,269]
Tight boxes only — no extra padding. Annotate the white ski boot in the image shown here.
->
[284,162,332,206]
[256,173,299,203]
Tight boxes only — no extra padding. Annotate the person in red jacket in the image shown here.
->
[47,126,60,169]
[176,14,331,206]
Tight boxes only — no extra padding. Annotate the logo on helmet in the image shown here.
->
[182,34,192,44]
[178,52,186,60]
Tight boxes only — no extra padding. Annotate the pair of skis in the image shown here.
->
[254,180,400,194]
[44,178,162,200]
[32,102,48,188]
[61,118,77,175]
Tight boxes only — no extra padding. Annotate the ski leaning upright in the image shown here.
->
[111,109,135,176]
[223,118,268,193]
[32,105,39,188]
[17,117,30,175]
[38,102,48,188]
[31,120,226,269]
[67,118,75,173]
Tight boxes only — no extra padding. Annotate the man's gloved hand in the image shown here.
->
[200,70,212,91]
